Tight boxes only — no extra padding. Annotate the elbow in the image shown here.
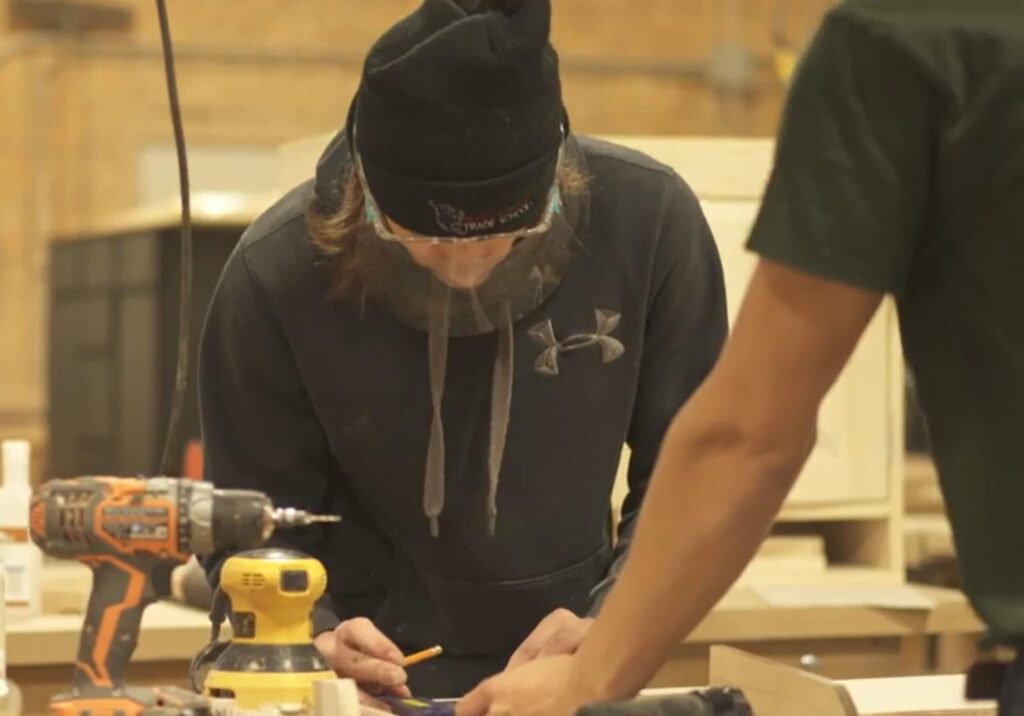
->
[668,404,817,490]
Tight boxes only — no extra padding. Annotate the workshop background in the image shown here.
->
[2,3,988,712]
[0,0,945,571]
[0,0,832,452]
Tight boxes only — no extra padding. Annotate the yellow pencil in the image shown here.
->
[402,645,443,667]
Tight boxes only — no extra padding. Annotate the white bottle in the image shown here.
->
[0,441,42,619]
[0,570,25,716]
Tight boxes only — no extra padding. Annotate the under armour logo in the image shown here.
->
[529,310,626,376]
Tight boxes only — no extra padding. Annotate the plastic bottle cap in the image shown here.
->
[1,441,30,488]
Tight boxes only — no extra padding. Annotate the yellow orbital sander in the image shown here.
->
[190,549,334,711]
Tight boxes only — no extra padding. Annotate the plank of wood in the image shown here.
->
[736,536,828,584]
[750,584,935,610]
[653,636,908,688]
[7,601,212,666]
[708,646,857,716]
[708,647,995,715]
[311,679,361,716]
[687,586,979,644]
[841,675,994,715]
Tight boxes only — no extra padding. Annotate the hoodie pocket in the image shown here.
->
[417,545,612,656]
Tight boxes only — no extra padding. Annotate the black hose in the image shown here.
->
[154,0,194,477]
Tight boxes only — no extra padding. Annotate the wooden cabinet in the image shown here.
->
[608,137,905,584]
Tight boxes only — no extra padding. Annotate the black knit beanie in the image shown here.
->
[349,0,566,238]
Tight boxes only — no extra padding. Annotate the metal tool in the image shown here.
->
[28,476,338,716]
[193,549,334,712]
[270,507,342,529]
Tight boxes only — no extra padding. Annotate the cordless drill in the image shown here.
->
[28,476,339,716]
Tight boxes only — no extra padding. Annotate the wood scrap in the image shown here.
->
[708,645,857,716]
[708,646,996,715]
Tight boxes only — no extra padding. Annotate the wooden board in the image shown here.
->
[843,675,994,716]
[653,636,911,688]
[707,646,996,716]
[736,535,828,584]
[709,646,858,716]
[687,585,981,644]
[6,601,212,667]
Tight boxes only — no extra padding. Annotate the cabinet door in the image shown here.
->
[701,199,896,506]
[612,198,897,513]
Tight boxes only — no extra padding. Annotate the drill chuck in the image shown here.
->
[191,487,276,555]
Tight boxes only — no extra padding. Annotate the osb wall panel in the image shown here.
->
[118,0,828,61]
[47,54,360,236]
[0,49,52,434]
[47,0,835,233]
[50,0,835,230]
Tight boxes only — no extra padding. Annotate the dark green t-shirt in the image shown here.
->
[748,0,1024,642]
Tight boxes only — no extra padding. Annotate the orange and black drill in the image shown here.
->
[28,476,339,716]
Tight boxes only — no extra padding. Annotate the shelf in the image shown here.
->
[778,502,894,522]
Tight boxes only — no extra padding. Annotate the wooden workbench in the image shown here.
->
[652,585,984,686]
[8,576,985,714]
[8,601,209,714]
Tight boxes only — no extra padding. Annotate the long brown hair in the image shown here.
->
[307,155,589,299]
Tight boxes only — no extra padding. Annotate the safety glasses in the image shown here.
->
[353,145,565,245]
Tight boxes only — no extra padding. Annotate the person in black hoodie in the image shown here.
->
[198,0,727,699]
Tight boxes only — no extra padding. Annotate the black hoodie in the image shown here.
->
[199,133,727,696]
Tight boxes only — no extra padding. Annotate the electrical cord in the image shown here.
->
[155,0,194,477]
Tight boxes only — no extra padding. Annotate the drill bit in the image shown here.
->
[271,507,342,528]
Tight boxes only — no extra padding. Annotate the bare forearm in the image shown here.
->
[573,414,809,698]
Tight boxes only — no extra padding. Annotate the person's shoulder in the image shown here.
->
[827,0,1024,90]
[233,179,324,297]
[835,0,1021,34]
[575,136,712,272]
[576,135,699,214]
[576,135,679,183]
[238,179,316,255]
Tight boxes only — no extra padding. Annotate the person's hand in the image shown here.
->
[458,655,602,716]
[314,617,412,699]
[506,609,593,671]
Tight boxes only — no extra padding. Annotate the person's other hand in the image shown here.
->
[458,655,600,716]
[506,609,593,671]
[313,617,412,698]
